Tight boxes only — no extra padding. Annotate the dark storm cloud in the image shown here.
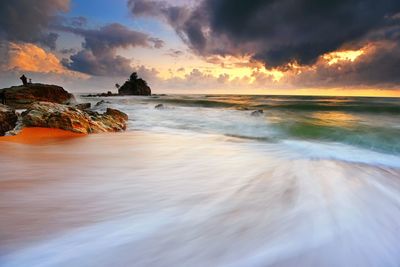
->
[60,23,165,76]
[59,23,163,54]
[129,0,400,86]
[128,0,193,43]
[206,0,400,66]
[61,51,134,77]
[292,40,400,88]
[130,0,400,66]
[0,0,69,49]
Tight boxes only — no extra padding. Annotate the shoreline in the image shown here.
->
[0,129,399,266]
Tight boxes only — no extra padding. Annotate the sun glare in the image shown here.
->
[323,49,365,65]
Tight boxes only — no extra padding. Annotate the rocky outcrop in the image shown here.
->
[95,100,110,107]
[0,104,18,136]
[104,108,128,121]
[81,73,151,97]
[82,91,117,97]
[118,73,151,96]
[21,102,128,134]
[75,103,91,110]
[119,80,151,96]
[251,110,264,117]
[0,83,75,109]
[155,104,165,110]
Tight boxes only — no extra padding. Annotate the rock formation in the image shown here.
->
[21,102,128,134]
[118,72,151,96]
[81,73,151,97]
[0,104,18,136]
[154,104,165,109]
[251,110,264,117]
[0,83,75,109]
[75,103,91,110]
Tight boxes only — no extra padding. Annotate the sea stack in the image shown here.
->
[118,72,151,96]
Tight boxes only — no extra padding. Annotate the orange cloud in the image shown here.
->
[6,42,86,77]
[322,48,366,65]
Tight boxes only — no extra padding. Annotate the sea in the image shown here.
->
[1,94,400,267]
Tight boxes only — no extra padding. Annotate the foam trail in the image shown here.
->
[1,95,400,266]
[1,131,400,266]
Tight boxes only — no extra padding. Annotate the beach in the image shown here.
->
[1,95,400,266]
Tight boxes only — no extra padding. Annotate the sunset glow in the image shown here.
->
[0,0,399,96]
[1,2,400,266]
[7,43,67,73]
[323,49,365,65]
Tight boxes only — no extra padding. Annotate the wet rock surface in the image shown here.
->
[155,104,165,110]
[75,103,91,110]
[0,84,75,109]
[21,102,128,134]
[251,110,264,117]
[0,104,18,136]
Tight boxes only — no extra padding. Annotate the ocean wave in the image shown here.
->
[81,94,400,156]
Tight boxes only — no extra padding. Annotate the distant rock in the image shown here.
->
[118,72,151,96]
[0,104,18,136]
[75,103,91,110]
[251,110,264,117]
[155,104,165,109]
[81,72,152,97]
[0,83,75,109]
[95,100,111,107]
[21,102,128,134]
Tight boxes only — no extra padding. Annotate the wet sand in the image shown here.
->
[0,128,85,145]
[1,131,400,266]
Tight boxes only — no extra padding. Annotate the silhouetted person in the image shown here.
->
[20,74,27,86]
[0,90,5,105]
[29,78,32,84]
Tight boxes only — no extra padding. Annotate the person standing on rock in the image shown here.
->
[0,90,5,104]
[20,74,28,86]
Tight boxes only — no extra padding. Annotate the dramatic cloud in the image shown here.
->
[130,0,400,65]
[129,0,400,87]
[0,1,165,78]
[61,23,165,76]
[1,42,85,79]
[291,41,400,88]
[0,0,69,49]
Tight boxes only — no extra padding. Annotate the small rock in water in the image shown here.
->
[95,100,110,107]
[251,110,264,117]
[155,104,165,110]
[75,103,91,110]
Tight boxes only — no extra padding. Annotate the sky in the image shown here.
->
[0,0,400,96]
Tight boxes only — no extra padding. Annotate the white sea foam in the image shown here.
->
[1,130,400,267]
[2,95,400,266]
